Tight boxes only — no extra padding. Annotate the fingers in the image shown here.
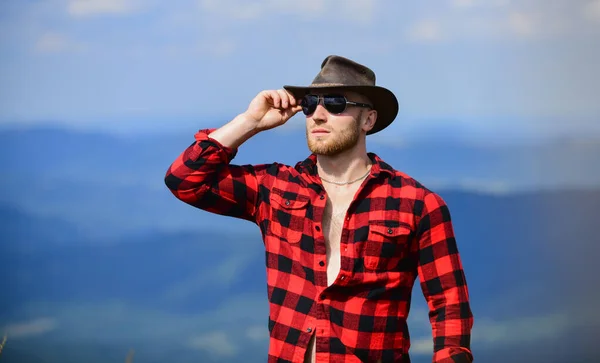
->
[285,89,298,107]
[278,89,298,108]
[279,89,291,108]
[267,90,281,109]
[263,89,298,110]
[282,104,303,120]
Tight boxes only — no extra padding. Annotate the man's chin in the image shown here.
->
[306,132,359,156]
[308,143,343,156]
[308,145,331,156]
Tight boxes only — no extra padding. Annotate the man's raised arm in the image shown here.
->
[164,89,302,222]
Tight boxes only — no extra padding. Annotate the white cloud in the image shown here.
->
[163,253,257,301]
[4,0,599,124]
[199,0,263,20]
[409,309,600,355]
[67,0,144,17]
[508,12,536,36]
[1,317,58,338]
[450,0,510,9]
[409,337,435,355]
[197,0,321,20]
[1,297,270,361]
[583,0,600,21]
[424,178,515,195]
[187,331,238,357]
[340,0,379,25]
[407,19,442,42]
[197,0,376,24]
[34,32,86,53]
[451,0,476,8]
[245,325,269,342]
[35,32,69,52]
[457,180,513,195]
[473,313,571,344]
[195,39,236,57]
[411,1,591,42]
[12,294,268,344]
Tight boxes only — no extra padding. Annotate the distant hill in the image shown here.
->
[1,124,599,189]
[0,125,599,363]
[0,125,599,238]
[1,186,599,363]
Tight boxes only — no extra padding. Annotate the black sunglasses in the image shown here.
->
[300,94,372,116]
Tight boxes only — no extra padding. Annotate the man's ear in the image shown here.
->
[363,109,378,132]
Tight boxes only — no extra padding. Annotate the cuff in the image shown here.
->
[192,128,238,162]
[433,347,473,363]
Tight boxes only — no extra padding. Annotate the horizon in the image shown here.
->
[2,113,600,145]
[1,122,599,195]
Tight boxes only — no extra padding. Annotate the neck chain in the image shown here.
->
[319,165,372,185]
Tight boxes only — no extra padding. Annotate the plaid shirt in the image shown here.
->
[164,129,474,363]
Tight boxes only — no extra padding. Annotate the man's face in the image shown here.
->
[304,92,371,156]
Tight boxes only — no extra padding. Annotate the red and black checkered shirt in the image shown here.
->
[164,129,474,363]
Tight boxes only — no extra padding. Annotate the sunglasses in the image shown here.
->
[300,94,373,116]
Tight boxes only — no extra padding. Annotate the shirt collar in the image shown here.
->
[295,152,396,182]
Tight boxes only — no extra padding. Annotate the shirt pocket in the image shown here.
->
[363,222,413,271]
[269,189,310,244]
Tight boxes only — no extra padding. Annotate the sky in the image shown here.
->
[1,0,599,140]
[0,2,599,361]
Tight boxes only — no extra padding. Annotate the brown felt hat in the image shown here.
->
[284,55,399,135]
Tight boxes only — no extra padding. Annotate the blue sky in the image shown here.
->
[1,0,599,140]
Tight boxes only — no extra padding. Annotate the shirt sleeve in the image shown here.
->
[416,190,474,363]
[164,128,271,223]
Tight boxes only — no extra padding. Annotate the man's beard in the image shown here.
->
[306,117,360,156]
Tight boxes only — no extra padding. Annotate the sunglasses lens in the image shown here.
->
[301,95,348,115]
[324,96,347,114]
[301,95,318,115]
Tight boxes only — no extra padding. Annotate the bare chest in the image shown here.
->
[321,184,360,285]
[322,198,350,249]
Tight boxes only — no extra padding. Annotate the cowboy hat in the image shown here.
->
[283,55,399,135]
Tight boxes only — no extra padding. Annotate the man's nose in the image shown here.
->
[312,102,328,121]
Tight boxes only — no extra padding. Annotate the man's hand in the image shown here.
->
[207,89,303,149]
[243,89,303,132]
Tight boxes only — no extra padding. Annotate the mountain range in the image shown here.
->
[0,125,598,363]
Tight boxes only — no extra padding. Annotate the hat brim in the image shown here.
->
[283,84,399,135]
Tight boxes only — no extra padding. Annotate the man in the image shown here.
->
[164,55,474,363]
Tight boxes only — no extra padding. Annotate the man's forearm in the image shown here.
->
[417,191,474,363]
[208,113,261,149]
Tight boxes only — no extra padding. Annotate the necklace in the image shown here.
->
[319,165,372,185]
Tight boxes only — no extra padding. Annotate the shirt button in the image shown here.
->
[340,276,345,280]
[306,327,312,333]
[285,200,290,206]
[319,261,325,267]
[320,195,325,200]
[315,225,321,231]
[387,228,393,234]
